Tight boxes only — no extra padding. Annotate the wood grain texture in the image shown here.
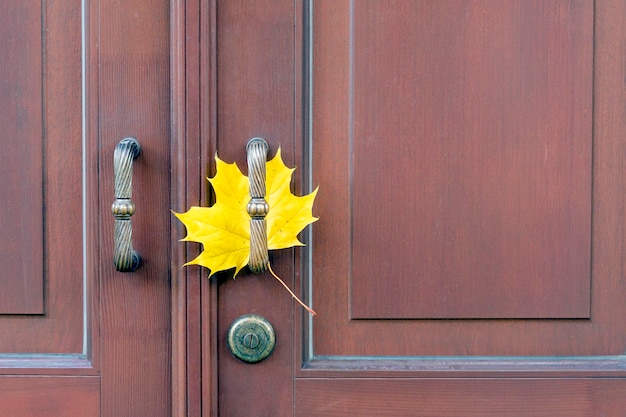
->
[170,1,188,416]
[214,1,300,417]
[0,376,99,417]
[295,378,626,417]
[96,0,172,416]
[190,0,626,415]
[0,0,83,353]
[0,0,173,415]
[310,0,626,357]
[198,2,218,417]
[0,0,44,314]
[170,1,215,417]
[350,0,593,319]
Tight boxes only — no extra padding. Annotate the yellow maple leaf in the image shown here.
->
[266,153,318,250]
[175,158,251,276]
[174,148,318,313]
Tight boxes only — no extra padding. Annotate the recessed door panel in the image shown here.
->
[349,1,592,319]
[309,0,621,358]
[0,0,83,353]
[0,1,45,315]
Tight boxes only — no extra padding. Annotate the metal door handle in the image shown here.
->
[112,137,142,272]
[246,138,270,273]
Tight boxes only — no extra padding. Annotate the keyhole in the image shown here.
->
[227,315,275,363]
[242,332,260,349]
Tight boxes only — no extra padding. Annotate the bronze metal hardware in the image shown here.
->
[112,137,141,272]
[227,314,276,363]
[246,138,270,273]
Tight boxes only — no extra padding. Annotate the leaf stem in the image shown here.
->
[268,264,317,316]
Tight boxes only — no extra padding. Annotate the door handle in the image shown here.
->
[112,137,142,272]
[246,138,270,273]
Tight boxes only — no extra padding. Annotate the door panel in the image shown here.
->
[347,0,592,319]
[0,0,172,416]
[311,0,625,358]
[0,377,99,416]
[202,0,626,416]
[0,0,84,354]
[0,1,45,314]
[296,379,626,417]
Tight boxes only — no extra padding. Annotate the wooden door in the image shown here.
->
[182,0,626,416]
[0,1,172,416]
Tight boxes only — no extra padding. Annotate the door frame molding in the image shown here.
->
[170,1,218,416]
[170,0,187,415]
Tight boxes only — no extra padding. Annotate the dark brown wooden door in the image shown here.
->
[184,0,626,416]
[0,1,171,416]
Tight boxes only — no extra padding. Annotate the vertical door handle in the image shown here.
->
[112,137,142,272]
[246,138,270,273]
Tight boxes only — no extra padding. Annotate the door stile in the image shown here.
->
[96,0,172,415]
[170,0,189,416]
[296,0,314,372]
[173,0,220,416]
[201,0,219,413]
[84,0,103,376]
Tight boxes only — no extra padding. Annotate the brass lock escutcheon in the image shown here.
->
[227,314,276,363]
